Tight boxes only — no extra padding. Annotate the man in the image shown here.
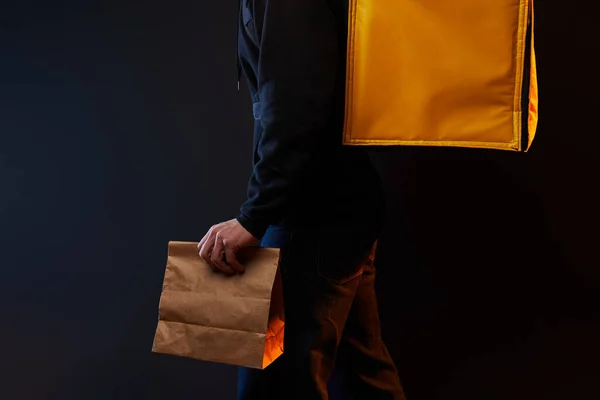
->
[198,0,405,398]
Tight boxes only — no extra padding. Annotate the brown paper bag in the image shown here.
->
[152,241,284,369]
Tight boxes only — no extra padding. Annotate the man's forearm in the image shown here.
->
[236,0,339,239]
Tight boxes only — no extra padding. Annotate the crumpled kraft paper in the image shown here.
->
[152,241,284,369]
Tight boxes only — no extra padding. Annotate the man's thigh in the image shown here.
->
[238,225,378,399]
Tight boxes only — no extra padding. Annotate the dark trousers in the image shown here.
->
[238,224,405,400]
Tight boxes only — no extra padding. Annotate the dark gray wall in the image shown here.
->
[1,1,598,399]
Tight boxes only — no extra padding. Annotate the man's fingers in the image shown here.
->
[198,225,217,252]
[198,222,251,276]
[211,237,236,275]
[199,234,216,267]
[198,228,210,251]
[213,257,236,275]
[224,245,245,274]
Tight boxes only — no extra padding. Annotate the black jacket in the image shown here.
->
[235,0,385,240]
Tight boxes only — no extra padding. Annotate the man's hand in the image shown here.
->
[198,218,259,276]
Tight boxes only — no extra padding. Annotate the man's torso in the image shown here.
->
[238,0,385,231]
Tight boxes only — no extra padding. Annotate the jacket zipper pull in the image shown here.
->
[237,59,241,91]
[236,0,241,91]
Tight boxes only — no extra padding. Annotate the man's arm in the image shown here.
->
[236,0,340,239]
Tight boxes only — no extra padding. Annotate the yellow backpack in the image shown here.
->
[343,0,538,151]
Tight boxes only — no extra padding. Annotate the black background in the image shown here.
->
[1,1,598,399]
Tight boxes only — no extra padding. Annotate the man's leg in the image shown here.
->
[238,225,374,400]
[336,247,406,400]
[238,225,293,400]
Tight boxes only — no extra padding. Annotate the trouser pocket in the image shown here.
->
[317,226,378,285]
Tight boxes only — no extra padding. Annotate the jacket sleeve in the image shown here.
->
[236,0,339,239]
